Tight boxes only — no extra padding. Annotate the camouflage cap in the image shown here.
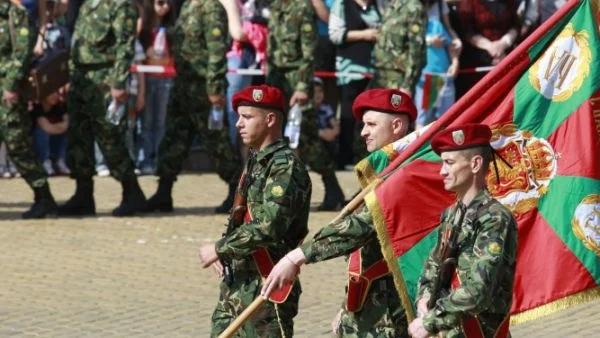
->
[351,88,417,122]
[431,123,492,155]
[232,85,285,113]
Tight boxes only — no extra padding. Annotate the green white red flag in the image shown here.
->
[360,0,600,324]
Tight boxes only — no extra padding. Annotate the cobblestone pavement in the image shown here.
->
[0,173,597,337]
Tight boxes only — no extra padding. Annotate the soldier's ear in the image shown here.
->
[471,155,484,174]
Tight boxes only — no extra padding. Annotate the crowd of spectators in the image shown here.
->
[0,0,567,178]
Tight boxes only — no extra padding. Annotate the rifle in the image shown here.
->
[221,151,257,286]
[427,208,464,310]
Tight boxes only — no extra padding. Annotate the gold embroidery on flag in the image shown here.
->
[529,23,591,102]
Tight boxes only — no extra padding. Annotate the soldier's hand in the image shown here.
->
[416,295,430,318]
[289,91,309,106]
[211,260,224,278]
[408,317,429,338]
[110,88,128,104]
[331,308,343,335]
[198,244,219,268]
[2,90,19,107]
[209,95,225,110]
[261,248,306,298]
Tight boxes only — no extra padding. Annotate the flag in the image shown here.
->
[365,0,600,325]
[421,73,447,110]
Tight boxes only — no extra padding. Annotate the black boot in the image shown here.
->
[144,178,173,213]
[112,176,147,217]
[57,178,96,216]
[22,184,58,219]
[214,182,237,214]
[318,173,345,211]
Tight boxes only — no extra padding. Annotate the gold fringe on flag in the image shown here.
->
[365,191,416,322]
[354,159,378,189]
[510,286,600,325]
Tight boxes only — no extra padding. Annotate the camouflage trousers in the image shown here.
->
[67,67,136,181]
[156,76,241,184]
[266,69,336,177]
[211,271,300,337]
[0,102,47,188]
[337,275,408,338]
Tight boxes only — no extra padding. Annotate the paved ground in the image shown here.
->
[0,172,597,337]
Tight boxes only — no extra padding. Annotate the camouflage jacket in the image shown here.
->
[216,139,312,272]
[173,0,227,96]
[71,0,137,89]
[267,0,317,93]
[372,0,426,92]
[301,205,383,269]
[416,190,518,338]
[0,2,35,93]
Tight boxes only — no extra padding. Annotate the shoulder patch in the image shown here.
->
[271,185,285,197]
[487,242,503,256]
[411,24,421,34]
[302,23,313,33]
[211,28,222,37]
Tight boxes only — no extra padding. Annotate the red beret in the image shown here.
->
[352,89,417,122]
[431,123,492,155]
[232,85,285,112]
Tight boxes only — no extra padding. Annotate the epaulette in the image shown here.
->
[272,153,290,166]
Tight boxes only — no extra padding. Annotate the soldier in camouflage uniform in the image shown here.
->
[198,85,311,337]
[59,0,146,217]
[370,0,427,94]
[0,0,57,218]
[409,123,518,338]
[262,89,418,337]
[266,0,345,211]
[144,0,242,214]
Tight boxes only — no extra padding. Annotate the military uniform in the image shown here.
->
[212,139,312,337]
[297,89,418,337]
[416,190,517,337]
[145,0,241,214]
[301,206,408,337]
[415,123,518,338]
[371,0,427,93]
[266,0,344,210]
[0,1,56,218]
[60,0,146,216]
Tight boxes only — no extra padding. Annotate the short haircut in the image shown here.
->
[461,146,492,173]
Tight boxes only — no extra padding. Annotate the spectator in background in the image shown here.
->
[137,0,176,175]
[455,0,520,98]
[312,0,338,111]
[414,0,462,129]
[314,77,340,158]
[31,93,70,176]
[221,0,269,158]
[42,0,70,50]
[329,0,381,169]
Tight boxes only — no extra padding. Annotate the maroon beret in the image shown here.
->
[431,123,492,155]
[232,85,285,112]
[351,89,417,122]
